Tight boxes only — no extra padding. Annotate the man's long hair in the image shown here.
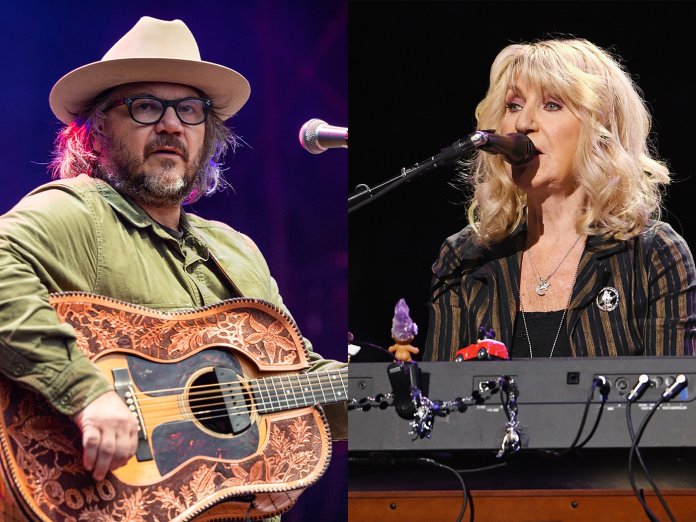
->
[49,87,237,204]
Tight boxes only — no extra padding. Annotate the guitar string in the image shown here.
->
[124,370,347,425]
[138,381,346,411]
[136,381,348,425]
[140,388,348,421]
[130,368,347,400]
[142,398,323,425]
[141,377,347,411]
[136,378,344,406]
[135,385,348,424]
[135,375,347,413]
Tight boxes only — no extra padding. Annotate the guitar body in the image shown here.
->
[0,293,335,521]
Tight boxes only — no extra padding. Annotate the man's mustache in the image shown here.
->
[144,136,189,161]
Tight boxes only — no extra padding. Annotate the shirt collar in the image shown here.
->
[95,179,190,236]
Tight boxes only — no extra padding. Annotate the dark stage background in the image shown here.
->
[349,1,696,359]
[0,1,347,521]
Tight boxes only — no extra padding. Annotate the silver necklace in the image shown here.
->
[527,234,582,296]
[519,240,585,358]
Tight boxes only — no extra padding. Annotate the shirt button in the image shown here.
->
[60,393,72,405]
[12,362,26,376]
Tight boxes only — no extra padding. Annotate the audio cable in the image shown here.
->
[626,374,688,522]
[569,375,611,452]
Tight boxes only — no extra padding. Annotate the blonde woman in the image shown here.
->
[425,38,696,360]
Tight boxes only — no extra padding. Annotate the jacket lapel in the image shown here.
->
[567,235,626,334]
[469,228,525,347]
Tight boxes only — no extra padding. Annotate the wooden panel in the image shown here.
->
[348,489,696,522]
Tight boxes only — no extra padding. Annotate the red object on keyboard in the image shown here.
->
[454,338,509,361]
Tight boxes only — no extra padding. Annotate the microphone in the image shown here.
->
[477,130,537,165]
[348,129,536,213]
[423,130,536,169]
[299,118,348,154]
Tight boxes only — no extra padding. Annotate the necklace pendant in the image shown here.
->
[535,279,550,296]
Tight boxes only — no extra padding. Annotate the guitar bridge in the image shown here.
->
[113,367,153,462]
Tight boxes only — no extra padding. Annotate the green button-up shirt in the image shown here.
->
[0,174,340,418]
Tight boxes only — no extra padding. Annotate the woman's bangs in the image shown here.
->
[508,55,569,102]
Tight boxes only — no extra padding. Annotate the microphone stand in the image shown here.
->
[348,130,488,214]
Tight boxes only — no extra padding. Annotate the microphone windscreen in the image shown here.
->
[481,132,537,165]
[299,118,327,154]
[507,133,537,165]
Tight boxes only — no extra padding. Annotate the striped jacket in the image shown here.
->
[424,221,696,361]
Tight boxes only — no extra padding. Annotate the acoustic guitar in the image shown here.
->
[0,292,347,521]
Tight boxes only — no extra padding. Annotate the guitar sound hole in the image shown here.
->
[189,370,250,435]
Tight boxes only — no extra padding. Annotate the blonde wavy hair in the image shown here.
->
[466,38,670,246]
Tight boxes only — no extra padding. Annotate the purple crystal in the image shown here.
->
[391,298,418,342]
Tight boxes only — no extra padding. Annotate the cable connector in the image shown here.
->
[594,375,611,399]
[627,374,650,402]
[662,374,688,401]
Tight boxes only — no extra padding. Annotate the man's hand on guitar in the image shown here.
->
[73,391,139,481]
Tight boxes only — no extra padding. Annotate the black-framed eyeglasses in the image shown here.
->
[105,96,211,125]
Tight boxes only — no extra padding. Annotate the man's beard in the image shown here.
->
[95,134,207,208]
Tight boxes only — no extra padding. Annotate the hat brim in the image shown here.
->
[49,58,251,124]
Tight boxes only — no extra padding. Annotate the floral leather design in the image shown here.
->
[0,293,332,521]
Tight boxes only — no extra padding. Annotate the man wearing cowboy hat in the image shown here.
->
[0,15,345,515]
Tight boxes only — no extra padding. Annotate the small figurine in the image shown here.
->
[454,326,509,361]
[387,298,420,362]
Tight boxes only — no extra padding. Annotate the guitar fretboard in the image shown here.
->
[251,368,347,414]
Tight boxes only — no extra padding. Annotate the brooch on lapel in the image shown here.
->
[596,286,619,312]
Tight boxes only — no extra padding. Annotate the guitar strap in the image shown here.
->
[208,250,244,298]
[174,213,244,299]
[179,225,244,299]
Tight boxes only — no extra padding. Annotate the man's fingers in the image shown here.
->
[82,429,138,480]
[81,426,101,471]
[74,391,140,480]
[112,430,139,470]
[128,426,139,464]
[92,433,116,481]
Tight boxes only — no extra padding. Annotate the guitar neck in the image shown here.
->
[251,367,347,414]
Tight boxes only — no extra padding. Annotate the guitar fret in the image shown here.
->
[250,384,261,414]
[251,368,348,413]
[314,372,328,403]
[323,369,348,403]
[336,370,346,402]
[256,377,273,414]
[270,375,284,412]
[272,375,284,411]
[327,371,337,401]
[258,377,271,413]
[283,375,295,409]
[308,373,319,404]
[296,373,312,407]
[274,375,285,410]
[284,374,299,409]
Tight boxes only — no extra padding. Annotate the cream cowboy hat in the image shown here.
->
[49,16,250,124]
